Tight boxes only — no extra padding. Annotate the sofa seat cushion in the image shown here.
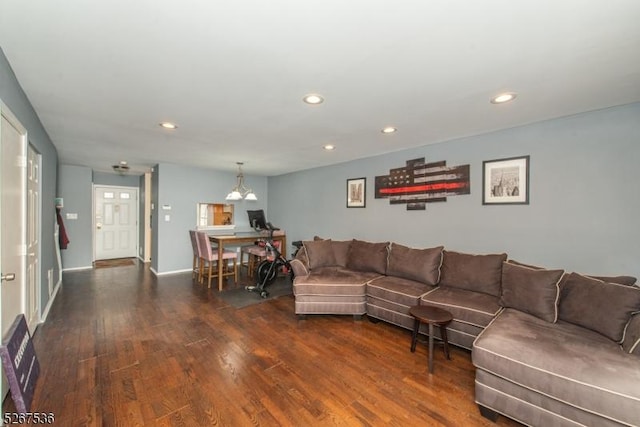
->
[367,276,435,307]
[293,267,381,296]
[421,287,501,328]
[473,309,640,427]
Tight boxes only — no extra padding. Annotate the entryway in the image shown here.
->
[94,185,138,261]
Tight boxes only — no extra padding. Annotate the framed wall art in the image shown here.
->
[482,155,529,205]
[347,177,366,208]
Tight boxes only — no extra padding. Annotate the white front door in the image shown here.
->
[94,186,138,260]
[26,145,40,330]
[1,103,27,402]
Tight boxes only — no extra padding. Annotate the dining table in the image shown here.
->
[208,232,287,291]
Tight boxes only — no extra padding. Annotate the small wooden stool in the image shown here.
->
[409,305,453,373]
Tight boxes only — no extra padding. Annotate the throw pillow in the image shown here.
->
[439,250,508,297]
[507,259,637,287]
[506,259,545,270]
[586,275,637,286]
[346,239,389,275]
[559,273,640,342]
[558,273,637,288]
[303,239,336,269]
[386,243,443,285]
[500,262,564,323]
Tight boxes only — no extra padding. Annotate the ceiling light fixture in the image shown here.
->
[490,92,517,104]
[303,94,324,105]
[323,144,335,151]
[159,122,178,129]
[112,161,130,175]
[381,126,397,134]
[225,162,257,201]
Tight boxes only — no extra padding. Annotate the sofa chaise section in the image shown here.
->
[293,267,380,316]
[474,308,640,427]
[291,239,386,316]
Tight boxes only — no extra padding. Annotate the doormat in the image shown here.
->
[94,258,136,268]
[219,278,292,309]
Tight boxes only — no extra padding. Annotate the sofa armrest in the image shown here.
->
[290,258,309,278]
[622,313,640,355]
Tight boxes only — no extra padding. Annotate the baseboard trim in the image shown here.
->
[151,267,191,276]
[40,278,62,323]
[62,265,93,272]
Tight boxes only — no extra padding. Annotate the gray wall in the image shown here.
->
[1,48,60,315]
[93,171,141,187]
[58,165,93,269]
[268,103,640,279]
[151,163,268,273]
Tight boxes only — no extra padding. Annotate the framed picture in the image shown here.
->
[482,156,529,205]
[347,177,366,208]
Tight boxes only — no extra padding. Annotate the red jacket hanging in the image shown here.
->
[56,207,70,250]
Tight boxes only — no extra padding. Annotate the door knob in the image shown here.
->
[96,223,102,229]
[1,273,16,282]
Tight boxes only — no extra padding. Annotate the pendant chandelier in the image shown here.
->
[225,162,257,201]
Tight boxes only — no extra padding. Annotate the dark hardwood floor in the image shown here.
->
[4,262,522,426]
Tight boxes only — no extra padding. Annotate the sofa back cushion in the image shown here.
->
[346,240,389,275]
[386,243,443,285]
[559,272,640,342]
[331,240,352,268]
[439,250,507,297]
[500,262,564,323]
[303,239,336,269]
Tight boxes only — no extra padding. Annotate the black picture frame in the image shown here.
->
[346,177,366,208]
[482,155,530,205]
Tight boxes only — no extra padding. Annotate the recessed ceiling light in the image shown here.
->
[381,126,397,134]
[303,94,324,105]
[323,144,335,151]
[490,92,517,104]
[159,122,178,129]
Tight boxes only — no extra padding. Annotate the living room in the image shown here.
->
[1,1,639,425]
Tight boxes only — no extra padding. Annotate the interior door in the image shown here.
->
[94,186,138,260]
[26,145,40,330]
[1,103,27,402]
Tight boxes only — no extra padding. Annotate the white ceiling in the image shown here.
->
[1,0,639,176]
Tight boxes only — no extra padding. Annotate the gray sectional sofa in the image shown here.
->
[290,238,640,427]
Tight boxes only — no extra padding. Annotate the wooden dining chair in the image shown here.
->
[189,230,200,280]
[195,231,238,289]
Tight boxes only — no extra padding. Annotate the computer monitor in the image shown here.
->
[247,209,267,230]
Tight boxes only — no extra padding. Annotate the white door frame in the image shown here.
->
[0,100,28,405]
[27,144,42,330]
[92,184,139,261]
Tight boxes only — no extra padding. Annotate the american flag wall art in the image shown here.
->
[375,157,470,211]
